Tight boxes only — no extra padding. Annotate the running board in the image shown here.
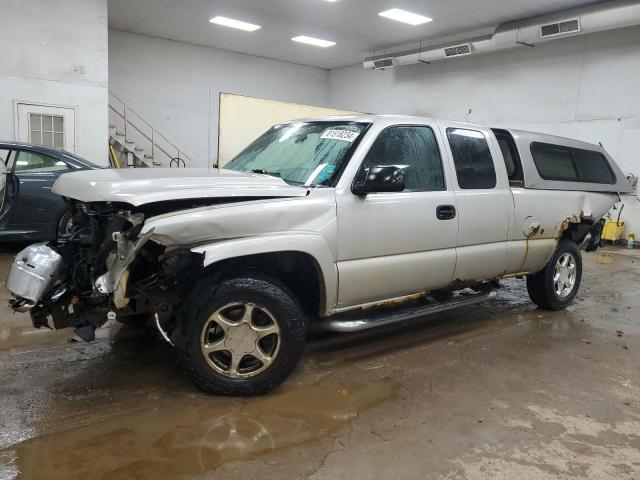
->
[319,285,497,333]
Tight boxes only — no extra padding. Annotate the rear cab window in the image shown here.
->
[530,142,615,184]
[492,129,524,186]
[446,128,497,189]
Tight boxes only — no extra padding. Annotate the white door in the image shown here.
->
[15,103,76,152]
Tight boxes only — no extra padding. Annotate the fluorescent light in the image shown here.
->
[378,8,432,26]
[291,35,336,48]
[209,16,261,32]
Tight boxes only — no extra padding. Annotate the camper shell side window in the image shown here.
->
[530,142,616,185]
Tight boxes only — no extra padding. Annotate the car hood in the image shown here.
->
[52,168,308,206]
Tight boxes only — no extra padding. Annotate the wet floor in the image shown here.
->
[1,247,639,479]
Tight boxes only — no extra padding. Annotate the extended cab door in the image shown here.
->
[437,121,514,281]
[335,122,459,308]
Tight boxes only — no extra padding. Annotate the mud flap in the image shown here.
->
[584,220,605,252]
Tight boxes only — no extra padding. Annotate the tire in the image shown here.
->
[526,238,582,311]
[177,273,306,396]
[57,210,74,240]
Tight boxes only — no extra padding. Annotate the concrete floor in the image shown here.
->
[0,247,639,480]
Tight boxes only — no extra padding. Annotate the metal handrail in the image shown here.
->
[109,105,173,164]
[108,91,193,166]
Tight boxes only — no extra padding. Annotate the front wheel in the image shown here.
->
[177,274,306,395]
[526,238,582,310]
[56,210,74,240]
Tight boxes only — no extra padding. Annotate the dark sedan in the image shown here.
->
[0,142,100,242]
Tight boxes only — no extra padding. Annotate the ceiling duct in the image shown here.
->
[540,18,581,37]
[444,43,473,57]
[372,57,397,69]
[363,0,640,69]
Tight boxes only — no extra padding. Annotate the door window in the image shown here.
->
[14,151,69,173]
[29,114,65,148]
[360,126,445,191]
[447,128,497,189]
[16,103,75,153]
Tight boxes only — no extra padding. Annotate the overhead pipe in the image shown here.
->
[363,0,640,69]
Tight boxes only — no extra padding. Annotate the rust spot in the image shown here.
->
[556,213,583,239]
[525,224,541,238]
[518,222,541,272]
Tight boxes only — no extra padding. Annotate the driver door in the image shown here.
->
[335,124,459,308]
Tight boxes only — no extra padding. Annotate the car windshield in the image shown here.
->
[224,121,368,186]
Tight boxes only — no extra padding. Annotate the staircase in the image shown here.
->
[108,91,193,168]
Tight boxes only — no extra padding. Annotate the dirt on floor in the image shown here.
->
[0,246,639,480]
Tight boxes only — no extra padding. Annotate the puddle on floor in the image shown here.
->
[0,324,122,351]
[1,377,398,480]
[595,254,615,265]
[0,326,73,351]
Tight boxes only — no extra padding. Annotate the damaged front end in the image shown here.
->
[7,201,201,341]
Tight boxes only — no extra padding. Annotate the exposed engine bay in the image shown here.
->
[8,200,203,341]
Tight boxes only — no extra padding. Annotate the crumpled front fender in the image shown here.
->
[191,233,338,315]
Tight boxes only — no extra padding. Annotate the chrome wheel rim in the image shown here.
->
[553,253,577,298]
[200,302,281,378]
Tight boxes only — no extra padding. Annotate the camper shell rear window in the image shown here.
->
[530,142,616,184]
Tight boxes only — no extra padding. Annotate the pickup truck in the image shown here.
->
[6,115,632,395]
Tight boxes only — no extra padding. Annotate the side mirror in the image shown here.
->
[352,165,405,195]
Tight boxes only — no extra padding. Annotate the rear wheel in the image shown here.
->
[526,238,582,310]
[177,274,306,395]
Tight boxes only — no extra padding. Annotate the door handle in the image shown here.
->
[436,205,456,220]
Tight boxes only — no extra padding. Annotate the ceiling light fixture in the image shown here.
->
[209,16,261,32]
[291,35,336,47]
[378,8,432,26]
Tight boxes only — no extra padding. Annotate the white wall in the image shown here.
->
[0,0,109,165]
[108,30,330,168]
[328,25,640,176]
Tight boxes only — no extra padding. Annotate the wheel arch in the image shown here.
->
[191,234,337,317]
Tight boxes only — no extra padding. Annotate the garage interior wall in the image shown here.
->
[0,0,109,166]
[329,25,640,177]
[108,30,330,168]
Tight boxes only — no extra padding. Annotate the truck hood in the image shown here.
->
[52,168,308,206]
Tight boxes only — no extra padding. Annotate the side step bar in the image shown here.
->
[319,285,497,333]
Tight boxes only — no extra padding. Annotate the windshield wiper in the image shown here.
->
[251,169,281,178]
[250,169,310,188]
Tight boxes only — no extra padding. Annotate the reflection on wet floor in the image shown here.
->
[3,376,397,479]
[1,247,639,480]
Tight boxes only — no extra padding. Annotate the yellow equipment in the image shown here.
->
[602,220,625,241]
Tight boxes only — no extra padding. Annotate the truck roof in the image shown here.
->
[280,115,631,194]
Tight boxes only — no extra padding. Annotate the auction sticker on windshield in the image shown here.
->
[320,129,360,142]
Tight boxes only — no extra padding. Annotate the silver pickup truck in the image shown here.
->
[6,115,632,395]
